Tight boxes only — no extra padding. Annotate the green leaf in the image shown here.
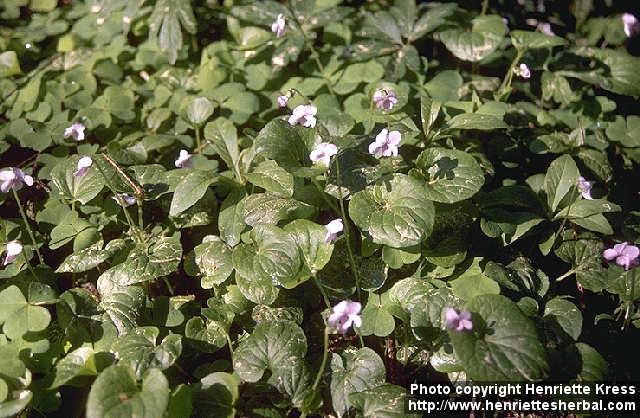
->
[233,320,307,383]
[185,317,227,352]
[243,193,316,226]
[0,285,51,340]
[283,219,334,274]
[510,30,566,50]
[424,70,463,102]
[349,384,411,418]
[544,298,582,340]
[98,277,146,335]
[0,51,21,78]
[576,343,608,382]
[350,174,435,248]
[414,147,485,203]
[49,211,92,249]
[446,113,508,130]
[218,189,246,247]
[170,170,216,217]
[56,239,127,273]
[437,15,507,62]
[111,327,182,379]
[246,160,294,197]
[449,294,549,381]
[543,154,579,212]
[50,347,100,389]
[100,235,181,285]
[148,0,197,64]
[253,119,309,171]
[330,347,386,417]
[186,97,214,125]
[411,3,456,40]
[86,365,169,418]
[203,117,240,172]
[449,258,500,301]
[359,299,395,337]
[192,372,240,418]
[188,236,234,288]
[50,155,105,204]
[605,116,640,148]
[420,94,441,139]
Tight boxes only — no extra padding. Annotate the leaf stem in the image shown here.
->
[311,176,339,214]
[496,49,524,101]
[334,159,362,302]
[623,270,635,330]
[12,188,43,264]
[194,124,202,151]
[556,268,576,282]
[314,276,331,309]
[311,327,330,393]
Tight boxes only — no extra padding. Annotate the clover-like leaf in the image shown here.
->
[50,155,105,204]
[0,285,51,340]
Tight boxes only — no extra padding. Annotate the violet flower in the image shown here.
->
[373,89,398,110]
[277,94,290,108]
[622,13,639,37]
[2,240,22,266]
[309,142,337,168]
[64,122,86,141]
[369,129,401,158]
[324,219,343,243]
[288,104,317,128]
[328,300,362,334]
[577,176,593,200]
[271,13,286,37]
[603,242,640,270]
[514,63,531,79]
[112,193,136,207]
[445,308,473,332]
[174,149,193,168]
[74,157,93,177]
[0,167,34,193]
[537,22,555,36]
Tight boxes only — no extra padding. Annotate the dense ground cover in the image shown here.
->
[1,0,640,417]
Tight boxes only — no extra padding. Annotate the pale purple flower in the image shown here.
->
[577,176,593,200]
[603,242,640,270]
[0,167,34,193]
[368,129,401,158]
[277,94,290,108]
[271,13,286,37]
[309,142,337,167]
[2,240,22,266]
[174,149,193,168]
[537,22,555,36]
[328,300,362,334]
[444,308,473,332]
[324,219,343,243]
[622,13,639,37]
[288,104,317,128]
[514,63,531,79]
[373,89,398,110]
[64,122,86,141]
[73,157,93,177]
[112,193,136,207]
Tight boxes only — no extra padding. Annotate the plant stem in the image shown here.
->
[194,124,202,150]
[334,160,362,302]
[623,270,635,330]
[496,49,524,101]
[137,200,144,230]
[314,276,331,309]
[12,188,43,264]
[311,327,330,393]
[481,0,489,15]
[311,176,340,214]
[556,268,576,282]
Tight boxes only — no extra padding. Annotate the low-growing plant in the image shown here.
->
[1,0,639,417]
